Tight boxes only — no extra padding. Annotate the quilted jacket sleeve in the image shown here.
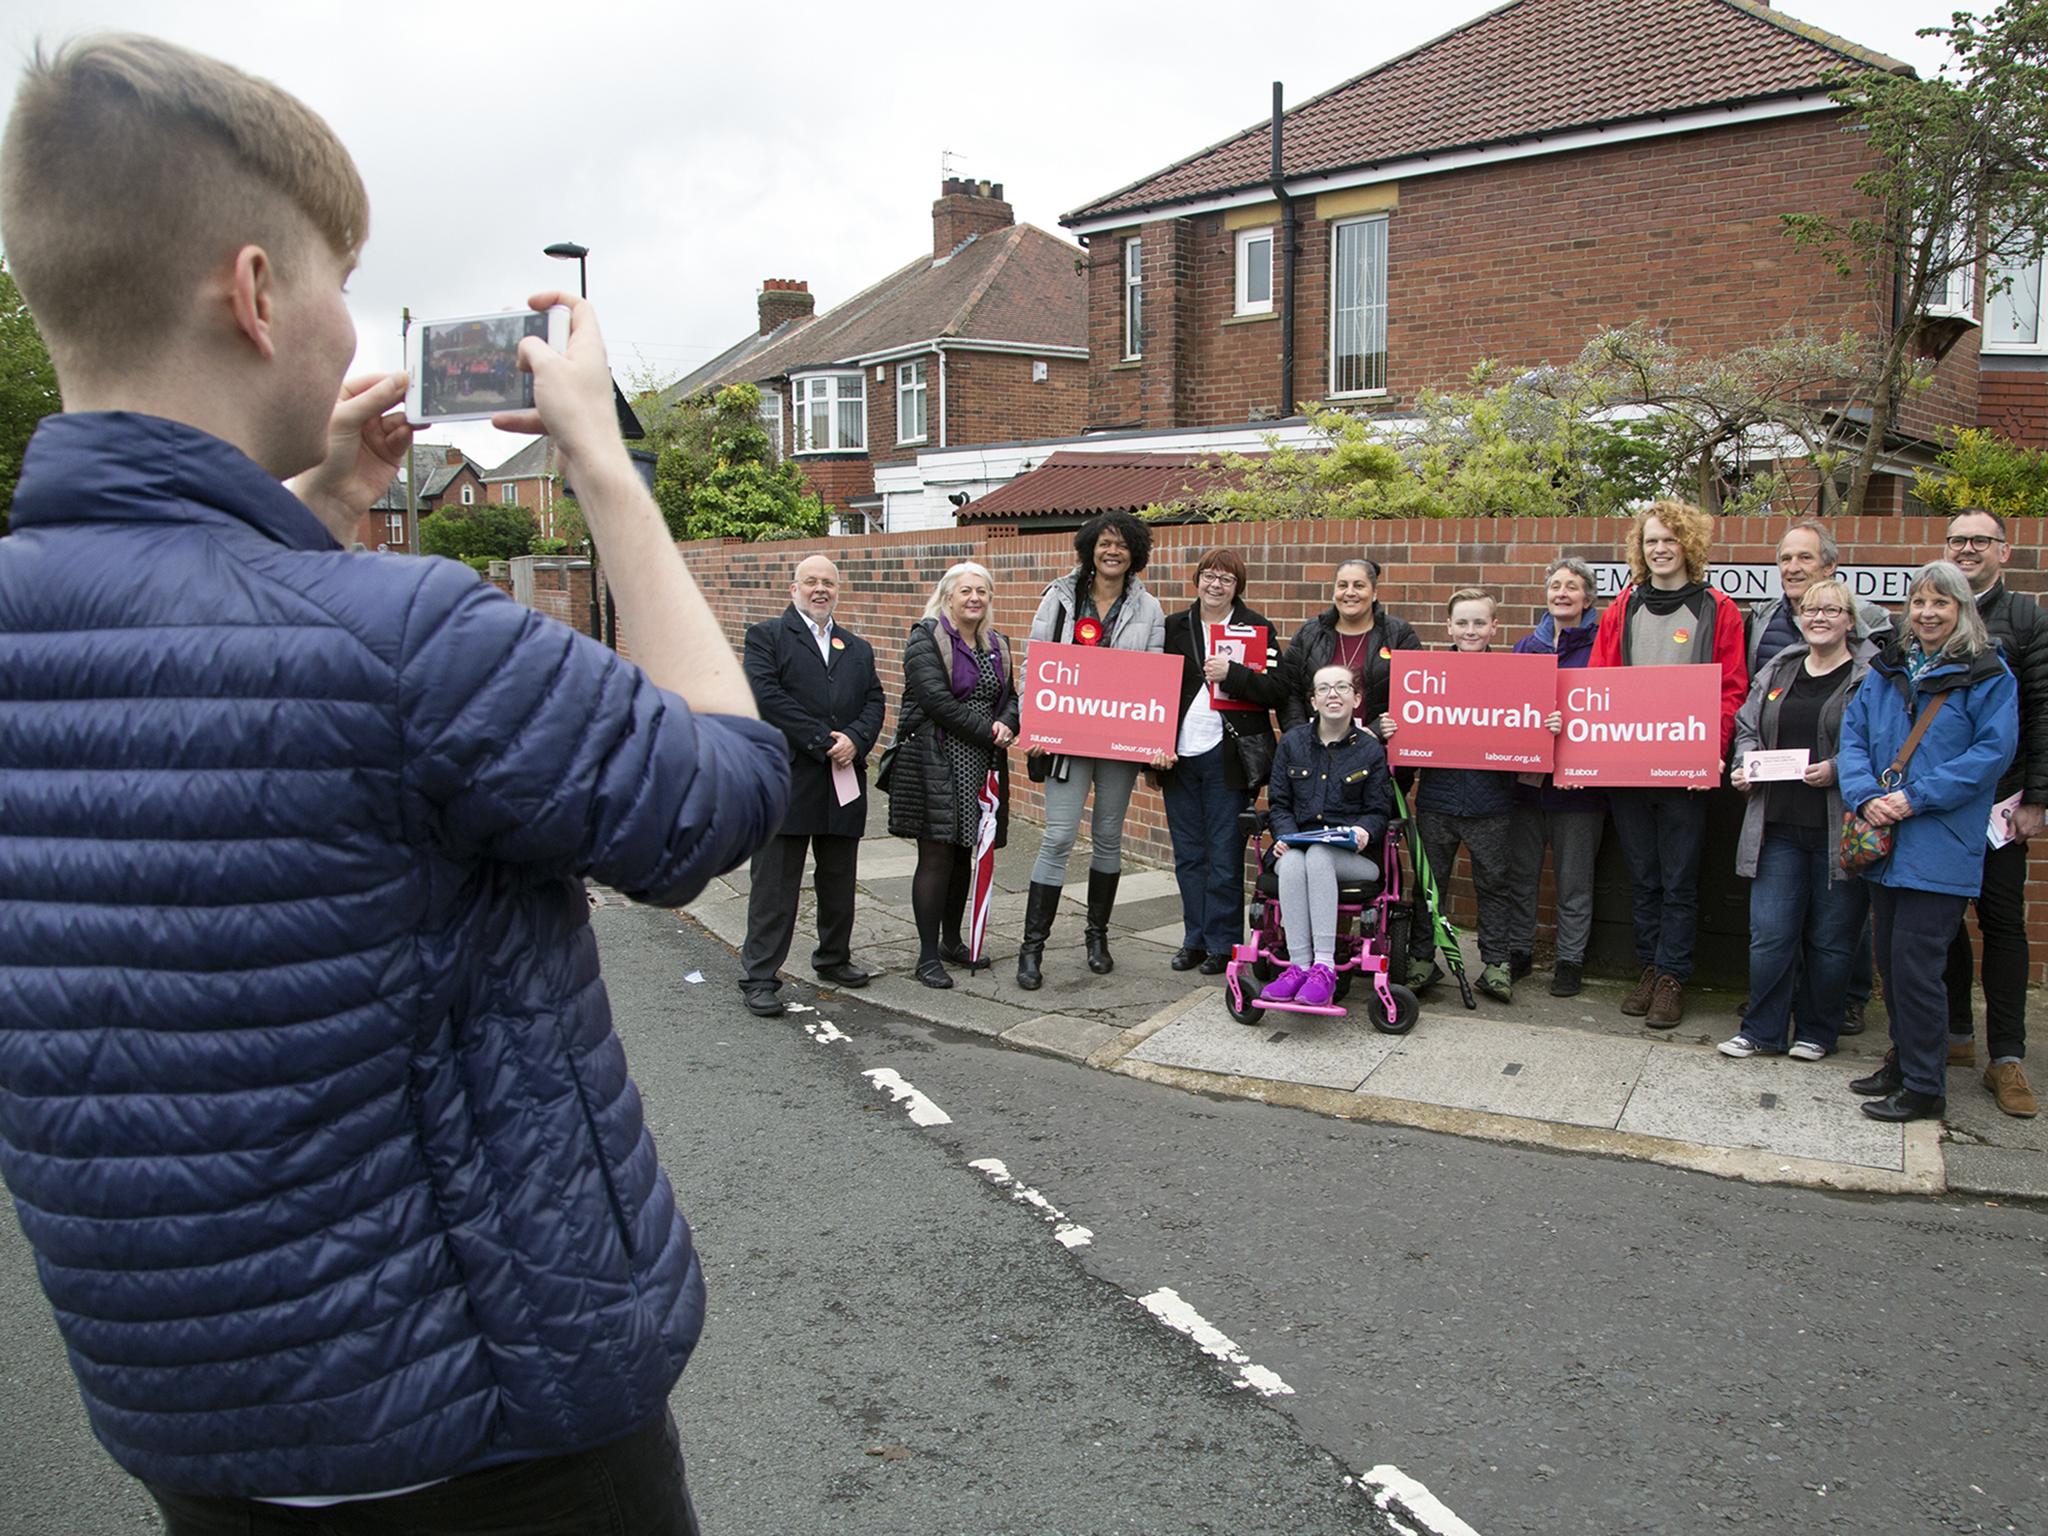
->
[396,564,790,905]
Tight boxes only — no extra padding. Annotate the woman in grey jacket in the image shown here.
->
[1720,577,1873,1061]
[1018,510,1168,989]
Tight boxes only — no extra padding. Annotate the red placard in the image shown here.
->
[1553,665,1721,787]
[1387,650,1558,771]
[1206,622,1269,712]
[1021,641,1182,762]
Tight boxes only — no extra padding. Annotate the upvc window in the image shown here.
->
[897,360,929,443]
[385,513,405,546]
[1923,225,1978,317]
[1329,215,1388,396]
[1987,248,2045,351]
[1122,237,1143,359]
[1235,227,1274,315]
[793,373,866,452]
[501,482,519,504]
[759,391,784,460]
[460,483,475,505]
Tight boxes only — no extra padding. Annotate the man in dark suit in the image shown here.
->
[738,554,888,1016]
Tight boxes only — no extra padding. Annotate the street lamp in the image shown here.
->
[542,241,589,298]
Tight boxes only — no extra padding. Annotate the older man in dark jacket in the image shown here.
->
[737,555,889,1016]
[1941,510,2048,1117]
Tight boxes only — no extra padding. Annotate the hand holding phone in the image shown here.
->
[405,305,569,424]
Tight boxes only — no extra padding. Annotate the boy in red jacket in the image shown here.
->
[1590,500,1746,1025]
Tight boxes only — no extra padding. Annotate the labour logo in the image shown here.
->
[1671,629,1691,645]
[1074,617,1104,646]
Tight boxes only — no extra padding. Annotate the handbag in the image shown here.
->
[1222,717,1274,790]
[1838,692,1947,875]
[873,737,899,795]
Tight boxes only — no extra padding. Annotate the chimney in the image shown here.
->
[932,178,1014,260]
[443,447,464,467]
[758,278,814,336]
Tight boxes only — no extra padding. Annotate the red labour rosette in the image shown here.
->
[1073,616,1104,646]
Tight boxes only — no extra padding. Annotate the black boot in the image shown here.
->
[1084,868,1121,975]
[1016,881,1061,991]
[1849,1049,1904,1098]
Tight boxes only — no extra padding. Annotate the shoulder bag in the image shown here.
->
[1838,692,1947,875]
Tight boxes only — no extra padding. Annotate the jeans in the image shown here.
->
[1607,788,1708,982]
[1161,745,1251,952]
[1412,809,1516,967]
[1872,883,1971,1098]
[149,1409,702,1536]
[1504,805,1605,965]
[1944,834,2032,1060]
[1275,842,1381,969]
[1032,757,1141,885]
[1742,825,1863,1052]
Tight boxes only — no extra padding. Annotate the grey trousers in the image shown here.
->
[1031,758,1142,885]
[1505,805,1606,965]
[1412,809,1516,967]
[1276,842,1381,969]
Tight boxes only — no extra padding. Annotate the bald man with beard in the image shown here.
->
[737,555,888,1015]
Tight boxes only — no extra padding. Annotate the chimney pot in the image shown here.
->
[757,277,815,335]
[932,176,1014,259]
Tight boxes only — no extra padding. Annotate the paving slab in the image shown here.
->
[1129,993,1405,1091]
[1359,1014,1651,1130]
[1001,1013,1126,1062]
[1943,1144,2048,1200]
[1617,1048,1905,1172]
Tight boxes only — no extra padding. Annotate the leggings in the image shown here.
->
[912,839,972,966]
[1031,758,1142,885]
[1276,843,1381,969]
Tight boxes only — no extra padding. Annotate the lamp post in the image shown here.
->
[543,241,607,644]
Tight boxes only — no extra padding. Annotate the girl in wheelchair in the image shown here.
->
[1260,663,1396,1007]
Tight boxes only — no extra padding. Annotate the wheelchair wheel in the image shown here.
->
[1225,979,1266,1027]
[1333,969,1354,1002]
[1367,983,1420,1035]
[1385,908,1412,987]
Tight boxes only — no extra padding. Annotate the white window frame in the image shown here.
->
[792,372,866,454]
[1985,246,2046,353]
[459,483,475,505]
[1235,227,1274,316]
[1122,237,1143,360]
[1922,224,1978,318]
[1328,215,1389,398]
[758,390,784,461]
[897,360,929,444]
[385,512,405,546]
[501,482,519,504]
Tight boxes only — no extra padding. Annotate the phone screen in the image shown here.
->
[416,313,547,418]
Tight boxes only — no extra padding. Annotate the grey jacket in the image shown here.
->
[1731,639,1874,882]
[1029,571,1167,653]
[1745,593,1891,676]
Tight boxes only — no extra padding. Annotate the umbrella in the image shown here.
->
[967,767,1002,964]
[1392,780,1477,1011]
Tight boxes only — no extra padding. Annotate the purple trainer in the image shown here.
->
[1260,965,1308,1002]
[1295,964,1338,1007]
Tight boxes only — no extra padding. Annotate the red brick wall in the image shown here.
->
[635,514,2048,984]
[1087,115,1980,443]
[1982,368,2048,448]
[530,560,596,636]
[791,453,875,513]
[943,351,1089,447]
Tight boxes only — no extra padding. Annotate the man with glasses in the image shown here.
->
[1941,510,2048,1117]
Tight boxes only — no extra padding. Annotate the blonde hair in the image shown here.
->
[1623,499,1714,585]
[924,561,997,647]
[1446,586,1496,618]
[0,35,368,371]
[1798,576,1854,615]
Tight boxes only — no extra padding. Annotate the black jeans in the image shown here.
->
[1607,788,1708,982]
[1944,834,2031,1060]
[149,1409,701,1536]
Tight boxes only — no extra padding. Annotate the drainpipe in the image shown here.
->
[937,343,948,449]
[1269,82,1298,418]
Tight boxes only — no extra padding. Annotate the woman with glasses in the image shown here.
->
[1840,561,2018,1123]
[1160,550,1288,974]
[1018,510,1168,990]
[1720,577,1876,1062]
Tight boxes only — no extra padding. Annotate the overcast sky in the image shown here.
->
[1,0,1954,470]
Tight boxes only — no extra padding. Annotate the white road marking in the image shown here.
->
[1135,1287,1295,1398]
[783,1001,818,1014]
[862,1068,952,1126]
[804,1017,848,1044]
[968,1157,1094,1248]
[1355,1465,1483,1536]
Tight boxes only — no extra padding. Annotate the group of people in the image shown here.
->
[739,502,2044,1132]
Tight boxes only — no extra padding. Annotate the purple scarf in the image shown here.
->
[939,615,1008,708]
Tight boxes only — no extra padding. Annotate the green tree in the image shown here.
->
[0,261,61,535]
[1915,426,2048,516]
[1784,1,2048,514]
[417,503,537,572]
[530,492,588,555]
[651,382,825,542]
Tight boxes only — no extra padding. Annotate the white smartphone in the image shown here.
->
[405,305,569,424]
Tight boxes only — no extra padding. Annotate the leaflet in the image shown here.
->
[1741,748,1810,783]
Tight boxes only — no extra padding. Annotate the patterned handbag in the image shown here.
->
[1837,692,1946,875]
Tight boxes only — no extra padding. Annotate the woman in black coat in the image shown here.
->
[1278,557,1421,739]
[887,561,1020,989]
[1159,548,1287,973]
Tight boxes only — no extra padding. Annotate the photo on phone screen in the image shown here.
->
[417,313,547,418]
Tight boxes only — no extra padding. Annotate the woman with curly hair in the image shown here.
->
[1589,500,1747,1027]
[1018,510,1168,990]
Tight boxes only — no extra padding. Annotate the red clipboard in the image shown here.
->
[1207,622,1267,712]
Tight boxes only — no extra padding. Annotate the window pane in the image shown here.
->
[1330,219,1386,393]
[808,397,830,451]
[1989,254,2043,347]
[1246,235,1272,305]
[837,392,865,450]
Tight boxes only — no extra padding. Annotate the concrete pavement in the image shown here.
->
[682,825,2048,1200]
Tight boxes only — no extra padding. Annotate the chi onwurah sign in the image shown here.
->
[1020,641,1182,763]
[1553,665,1721,787]
[1388,651,1557,771]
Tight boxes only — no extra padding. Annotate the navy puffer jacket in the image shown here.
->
[0,415,789,1497]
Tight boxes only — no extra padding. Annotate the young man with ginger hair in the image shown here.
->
[0,34,787,1531]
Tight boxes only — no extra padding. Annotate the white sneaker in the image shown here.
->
[1788,1041,1827,1062]
[1717,1035,1760,1059]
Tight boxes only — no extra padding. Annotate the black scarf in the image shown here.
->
[1638,579,1708,616]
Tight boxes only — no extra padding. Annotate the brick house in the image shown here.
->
[357,444,486,552]
[668,179,1088,532]
[1058,0,2046,508]
[481,438,567,539]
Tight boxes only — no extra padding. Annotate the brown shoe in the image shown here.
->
[1644,974,1685,1028]
[1620,964,1659,1017]
[1949,1036,1976,1067]
[1984,1061,2039,1118]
